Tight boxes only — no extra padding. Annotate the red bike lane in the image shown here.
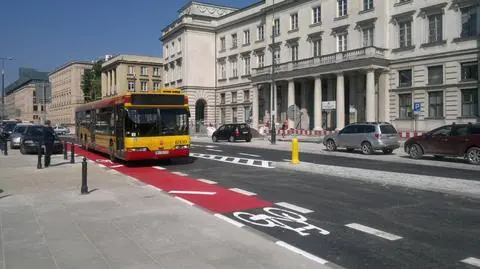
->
[69,144,272,214]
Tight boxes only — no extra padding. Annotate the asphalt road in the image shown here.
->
[190,141,478,180]
[163,156,480,269]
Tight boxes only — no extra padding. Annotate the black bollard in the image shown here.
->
[70,142,75,164]
[81,157,89,194]
[37,144,42,169]
[3,139,7,156]
[63,141,68,160]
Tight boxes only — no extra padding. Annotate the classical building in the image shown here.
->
[101,54,163,98]
[47,61,93,126]
[4,68,51,123]
[161,0,480,132]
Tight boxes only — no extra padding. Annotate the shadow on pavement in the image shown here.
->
[398,155,468,164]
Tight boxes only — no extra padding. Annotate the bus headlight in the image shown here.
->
[126,147,148,152]
[175,145,189,149]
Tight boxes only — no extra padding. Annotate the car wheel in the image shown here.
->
[246,136,252,142]
[466,147,480,165]
[212,135,218,142]
[383,149,393,154]
[325,139,337,151]
[408,144,423,159]
[228,136,235,142]
[361,142,373,155]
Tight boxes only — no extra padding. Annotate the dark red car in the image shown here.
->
[404,123,480,164]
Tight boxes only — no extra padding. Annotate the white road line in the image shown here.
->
[145,185,162,192]
[110,164,123,168]
[214,214,245,228]
[171,171,188,176]
[206,148,223,152]
[282,159,291,162]
[205,145,217,148]
[229,188,257,196]
[461,257,480,267]
[276,202,314,214]
[97,164,106,168]
[238,152,261,158]
[275,241,328,265]
[247,159,255,165]
[175,196,194,206]
[153,166,166,170]
[191,153,274,169]
[345,223,403,241]
[197,178,217,184]
[168,190,216,195]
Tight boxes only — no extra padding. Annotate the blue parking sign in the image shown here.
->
[413,102,421,112]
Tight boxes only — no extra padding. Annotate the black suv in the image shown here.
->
[212,123,252,142]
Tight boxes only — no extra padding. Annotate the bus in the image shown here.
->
[75,89,191,161]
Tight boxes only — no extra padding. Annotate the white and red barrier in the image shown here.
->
[274,129,423,138]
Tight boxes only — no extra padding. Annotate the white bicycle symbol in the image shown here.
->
[233,207,329,236]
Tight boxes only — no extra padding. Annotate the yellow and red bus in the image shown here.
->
[75,89,191,161]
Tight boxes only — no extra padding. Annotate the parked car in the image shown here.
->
[323,122,401,154]
[212,123,252,142]
[404,123,480,164]
[19,125,63,155]
[9,123,32,149]
[53,125,69,135]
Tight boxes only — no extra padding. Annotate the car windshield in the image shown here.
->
[125,108,189,137]
[3,123,16,132]
[26,126,45,136]
[13,125,27,134]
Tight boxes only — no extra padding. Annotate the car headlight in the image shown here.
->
[13,137,21,143]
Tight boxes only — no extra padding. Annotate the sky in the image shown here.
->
[0,0,258,86]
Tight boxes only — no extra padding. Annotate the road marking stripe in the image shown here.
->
[276,202,314,214]
[282,159,291,162]
[191,153,274,169]
[197,178,217,184]
[153,166,166,170]
[110,164,123,168]
[206,148,222,152]
[238,153,261,157]
[214,214,245,228]
[461,257,480,267]
[345,223,403,241]
[175,196,194,206]
[275,241,328,265]
[205,145,217,148]
[168,190,216,195]
[145,185,162,192]
[247,159,255,165]
[172,171,188,176]
[97,164,106,168]
[229,188,256,196]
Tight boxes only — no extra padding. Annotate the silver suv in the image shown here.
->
[323,122,401,154]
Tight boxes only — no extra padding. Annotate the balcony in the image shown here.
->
[251,46,388,80]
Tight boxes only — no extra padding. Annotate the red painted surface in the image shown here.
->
[124,148,190,161]
[68,143,272,213]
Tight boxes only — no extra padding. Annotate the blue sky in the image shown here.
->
[0,0,258,86]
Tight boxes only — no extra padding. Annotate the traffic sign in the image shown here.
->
[413,102,421,113]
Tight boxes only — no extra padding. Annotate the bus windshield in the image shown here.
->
[125,108,189,137]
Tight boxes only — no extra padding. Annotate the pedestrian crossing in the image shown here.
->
[190,152,274,169]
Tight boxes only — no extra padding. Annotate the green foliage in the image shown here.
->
[81,58,105,102]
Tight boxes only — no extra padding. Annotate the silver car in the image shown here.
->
[323,122,401,154]
[9,123,31,149]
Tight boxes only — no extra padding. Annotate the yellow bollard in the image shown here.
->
[291,138,300,164]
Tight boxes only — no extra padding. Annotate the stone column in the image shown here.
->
[366,69,375,122]
[101,72,107,97]
[336,73,345,130]
[378,70,390,122]
[252,85,259,130]
[314,76,322,130]
[288,80,295,128]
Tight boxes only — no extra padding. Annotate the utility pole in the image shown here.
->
[270,0,276,144]
[1,57,13,121]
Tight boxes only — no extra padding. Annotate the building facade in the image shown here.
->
[47,61,93,126]
[101,54,163,98]
[161,0,480,132]
[4,68,51,123]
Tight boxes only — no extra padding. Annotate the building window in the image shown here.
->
[243,57,251,75]
[141,67,148,76]
[258,54,265,68]
[153,82,160,90]
[398,93,412,118]
[273,48,281,64]
[461,62,479,81]
[399,69,412,87]
[171,41,175,56]
[257,25,264,41]
[219,62,226,79]
[428,65,443,85]
[231,33,238,48]
[243,29,250,45]
[244,90,250,102]
[140,81,148,92]
[428,14,443,43]
[461,6,478,38]
[399,21,412,48]
[177,38,181,52]
[337,0,347,17]
[220,108,226,124]
[312,6,321,24]
[128,66,134,74]
[153,68,160,76]
[231,59,238,77]
[232,107,238,123]
[220,93,226,104]
[290,13,298,30]
[128,81,135,92]
[220,37,226,50]
[273,18,280,36]
[336,34,347,52]
[291,45,299,61]
[462,89,479,117]
[244,106,251,123]
[428,91,443,118]
[362,27,374,47]
[312,39,321,57]
[363,0,374,10]
[232,91,237,103]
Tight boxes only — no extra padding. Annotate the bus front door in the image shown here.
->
[114,105,125,156]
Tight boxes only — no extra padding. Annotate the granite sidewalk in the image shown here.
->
[0,150,326,269]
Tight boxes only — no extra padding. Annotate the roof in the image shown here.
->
[49,61,93,76]
[5,68,50,95]
[101,54,163,69]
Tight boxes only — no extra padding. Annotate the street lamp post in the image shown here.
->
[1,57,13,121]
[270,0,277,145]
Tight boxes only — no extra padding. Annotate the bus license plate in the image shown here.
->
[155,150,168,155]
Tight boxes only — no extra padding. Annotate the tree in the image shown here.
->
[81,59,104,102]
